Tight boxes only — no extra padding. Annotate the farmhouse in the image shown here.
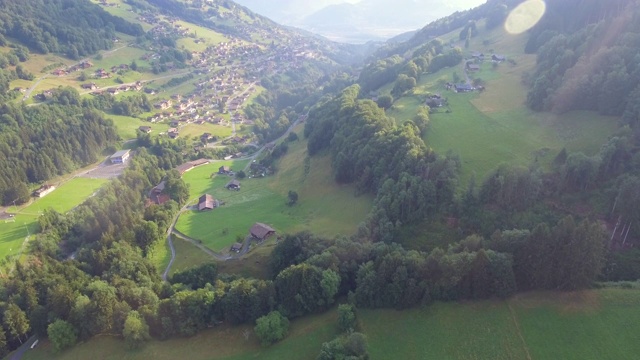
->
[492,54,506,62]
[225,179,241,190]
[148,181,170,205]
[454,83,474,93]
[34,184,56,198]
[230,242,242,252]
[426,96,447,108]
[250,223,275,241]
[110,149,131,164]
[201,133,213,143]
[466,62,480,71]
[176,163,194,175]
[176,159,210,175]
[81,83,98,90]
[219,166,231,174]
[198,194,216,211]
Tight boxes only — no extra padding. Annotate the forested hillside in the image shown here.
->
[0,90,118,206]
[0,0,143,58]
[526,0,640,116]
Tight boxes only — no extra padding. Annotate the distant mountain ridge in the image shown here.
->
[234,0,484,43]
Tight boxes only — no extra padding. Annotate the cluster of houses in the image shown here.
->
[470,51,507,62]
[147,20,193,41]
[51,61,93,76]
[87,81,143,95]
[94,68,112,79]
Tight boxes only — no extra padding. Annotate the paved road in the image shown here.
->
[9,336,37,360]
[161,207,183,281]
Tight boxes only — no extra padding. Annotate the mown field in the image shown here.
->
[21,288,640,360]
[0,177,107,260]
[174,131,373,252]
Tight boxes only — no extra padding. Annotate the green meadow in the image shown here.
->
[106,114,169,140]
[23,288,640,360]
[175,131,373,252]
[385,27,618,187]
[0,177,107,260]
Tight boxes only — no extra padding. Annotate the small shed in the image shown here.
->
[226,179,241,190]
[219,166,231,174]
[230,243,243,252]
[139,126,152,133]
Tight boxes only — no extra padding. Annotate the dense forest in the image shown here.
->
[526,0,640,116]
[0,0,143,58]
[0,89,118,206]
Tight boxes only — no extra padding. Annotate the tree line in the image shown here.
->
[305,84,459,242]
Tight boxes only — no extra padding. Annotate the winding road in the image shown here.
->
[161,112,307,278]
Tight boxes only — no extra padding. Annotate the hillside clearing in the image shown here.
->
[175,134,372,253]
[0,177,107,260]
[385,25,618,187]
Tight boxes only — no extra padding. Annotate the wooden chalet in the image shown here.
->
[250,223,275,241]
[198,194,216,211]
[225,179,240,190]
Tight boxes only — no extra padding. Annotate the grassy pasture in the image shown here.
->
[106,114,169,140]
[178,123,233,141]
[22,288,640,360]
[23,309,337,360]
[0,177,107,260]
[89,0,154,31]
[362,288,640,360]
[148,234,171,275]
[90,46,150,70]
[385,26,618,187]
[167,236,216,276]
[175,134,372,252]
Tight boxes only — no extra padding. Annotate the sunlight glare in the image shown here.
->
[505,0,546,35]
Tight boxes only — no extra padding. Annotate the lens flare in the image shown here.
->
[505,0,546,35]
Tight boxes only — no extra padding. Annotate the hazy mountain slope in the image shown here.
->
[231,0,348,23]
[235,0,483,43]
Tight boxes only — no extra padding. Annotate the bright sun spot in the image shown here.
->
[505,0,546,35]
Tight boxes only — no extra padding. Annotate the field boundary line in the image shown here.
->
[508,301,532,360]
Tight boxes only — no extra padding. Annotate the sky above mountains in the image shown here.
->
[235,0,486,43]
